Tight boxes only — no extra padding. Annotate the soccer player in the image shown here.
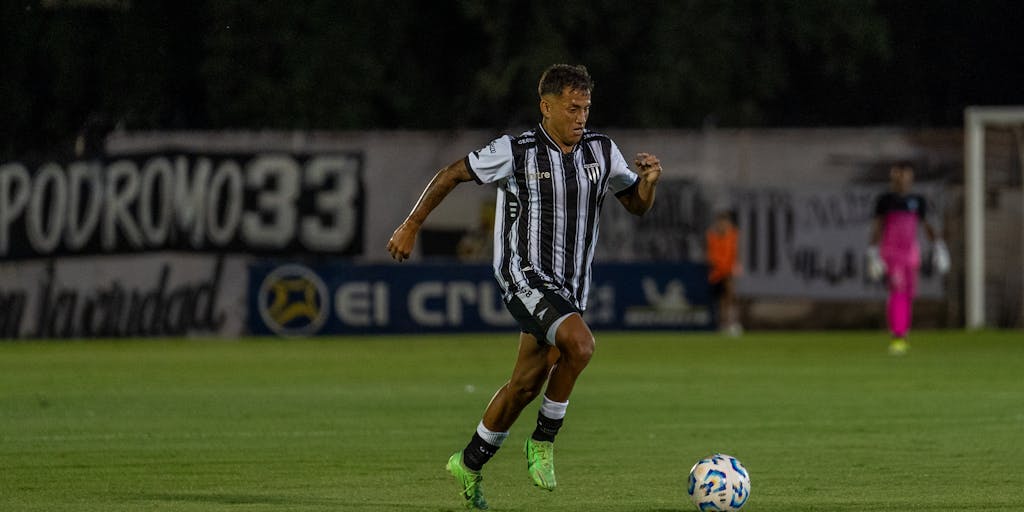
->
[706,209,742,336]
[387,64,661,510]
[866,161,949,355]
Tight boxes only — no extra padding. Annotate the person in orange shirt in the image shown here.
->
[706,209,742,335]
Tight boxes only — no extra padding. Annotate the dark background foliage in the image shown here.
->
[1,0,1021,159]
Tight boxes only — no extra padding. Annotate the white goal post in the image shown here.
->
[964,106,1024,329]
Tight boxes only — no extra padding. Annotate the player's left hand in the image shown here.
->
[634,153,662,185]
[932,239,951,275]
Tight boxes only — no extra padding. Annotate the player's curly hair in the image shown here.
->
[538,64,594,98]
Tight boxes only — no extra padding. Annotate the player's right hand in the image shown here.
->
[865,245,886,281]
[387,220,419,262]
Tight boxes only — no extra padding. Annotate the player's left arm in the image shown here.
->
[918,195,951,273]
[617,152,661,215]
[917,194,940,242]
[732,224,743,276]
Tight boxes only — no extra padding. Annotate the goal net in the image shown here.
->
[964,107,1024,328]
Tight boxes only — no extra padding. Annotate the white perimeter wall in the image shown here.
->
[108,126,960,263]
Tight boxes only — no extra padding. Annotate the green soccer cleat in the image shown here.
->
[524,438,556,491]
[889,337,909,356]
[446,451,488,510]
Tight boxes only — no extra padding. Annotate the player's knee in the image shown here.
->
[560,330,595,368]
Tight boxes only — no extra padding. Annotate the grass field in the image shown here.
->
[1,330,1022,511]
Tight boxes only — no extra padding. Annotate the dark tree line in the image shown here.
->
[1,0,1021,160]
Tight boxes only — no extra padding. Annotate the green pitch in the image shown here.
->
[1,330,1022,511]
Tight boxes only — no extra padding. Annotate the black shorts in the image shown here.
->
[504,286,580,345]
[710,280,726,299]
[710,277,733,299]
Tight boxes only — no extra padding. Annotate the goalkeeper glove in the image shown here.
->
[865,245,885,281]
[932,239,951,275]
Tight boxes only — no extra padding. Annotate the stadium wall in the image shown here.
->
[1,127,1012,337]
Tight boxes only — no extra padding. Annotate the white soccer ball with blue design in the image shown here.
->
[687,453,751,511]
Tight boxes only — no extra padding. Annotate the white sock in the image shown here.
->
[539,396,569,420]
[476,421,509,447]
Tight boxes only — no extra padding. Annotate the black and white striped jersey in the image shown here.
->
[465,123,639,310]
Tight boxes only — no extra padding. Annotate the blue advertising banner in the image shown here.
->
[248,262,713,336]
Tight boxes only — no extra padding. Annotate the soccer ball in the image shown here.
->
[687,454,750,511]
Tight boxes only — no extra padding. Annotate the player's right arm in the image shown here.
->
[387,159,474,262]
[868,217,883,246]
[866,196,887,280]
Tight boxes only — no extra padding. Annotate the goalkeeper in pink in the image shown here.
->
[866,161,949,354]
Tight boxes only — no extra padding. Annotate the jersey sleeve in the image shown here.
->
[465,135,515,185]
[873,193,890,217]
[607,140,639,195]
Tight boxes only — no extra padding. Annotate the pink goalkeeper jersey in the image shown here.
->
[874,192,928,265]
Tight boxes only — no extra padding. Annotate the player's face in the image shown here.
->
[890,167,913,193]
[541,87,591,151]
